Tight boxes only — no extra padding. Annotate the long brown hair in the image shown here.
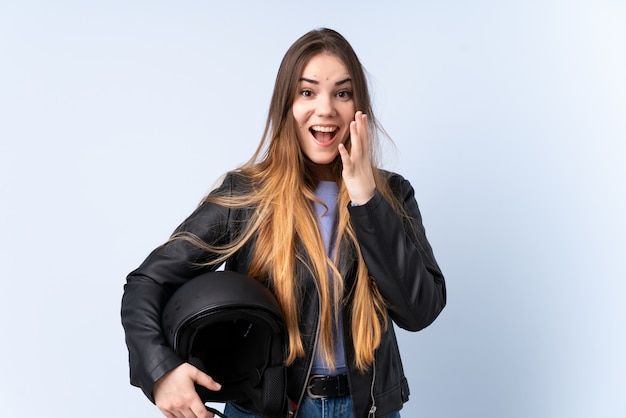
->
[177,28,401,371]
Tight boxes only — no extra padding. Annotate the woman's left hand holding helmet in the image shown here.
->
[339,111,376,205]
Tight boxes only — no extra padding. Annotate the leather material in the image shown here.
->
[307,374,350,398]
[121,170,446,418]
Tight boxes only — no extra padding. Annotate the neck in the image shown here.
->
[305,158,339,182]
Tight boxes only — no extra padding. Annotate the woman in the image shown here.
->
[121,28,446,418]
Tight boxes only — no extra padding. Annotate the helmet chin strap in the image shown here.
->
[206,405,228,418]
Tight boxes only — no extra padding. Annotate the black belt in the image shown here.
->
[306,374,350,399]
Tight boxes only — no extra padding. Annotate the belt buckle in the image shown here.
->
[306,374,329,399]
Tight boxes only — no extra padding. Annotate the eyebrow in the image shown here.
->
[299,77,352,86]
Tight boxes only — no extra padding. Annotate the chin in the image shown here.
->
[309,153,339,165]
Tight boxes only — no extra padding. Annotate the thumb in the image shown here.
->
[192,367,222,392]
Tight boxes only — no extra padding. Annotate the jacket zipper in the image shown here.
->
[292,259,322,418]
[368,357,377,417]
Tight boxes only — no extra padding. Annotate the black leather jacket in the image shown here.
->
[121,171,446,418]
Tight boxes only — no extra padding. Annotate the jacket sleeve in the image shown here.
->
[120,176,235,402]
[348,173,446,331]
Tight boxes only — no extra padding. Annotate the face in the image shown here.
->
[292,53,356,166]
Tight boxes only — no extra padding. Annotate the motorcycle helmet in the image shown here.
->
[162,270,287,416]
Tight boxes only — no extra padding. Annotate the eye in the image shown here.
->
[336,90,353,99]
[300,89,313,97]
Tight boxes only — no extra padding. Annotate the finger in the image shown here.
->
[159,403,196,418]
[180,407,202,418]
[189,400,213,418]
[351,111,370,160]
[160,408,184,418]
[350,114,361,157]
[157,402,181,418]
[156,388,204,418]
[356,111,370,156]
[193,369,222,392]
[338,143,352,170]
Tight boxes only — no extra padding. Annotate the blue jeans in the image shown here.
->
[223,397,401,418]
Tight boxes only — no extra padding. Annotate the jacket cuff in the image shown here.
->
[347,189,384,215]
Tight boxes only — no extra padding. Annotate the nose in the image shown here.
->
[315,94,336,117]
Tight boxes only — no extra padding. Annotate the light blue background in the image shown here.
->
[1,1,624,417]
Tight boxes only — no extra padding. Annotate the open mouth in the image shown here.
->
[309,125,338,144]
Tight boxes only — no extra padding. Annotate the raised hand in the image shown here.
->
[338,111,376,205]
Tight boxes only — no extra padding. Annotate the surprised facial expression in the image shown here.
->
[292,53,356,165]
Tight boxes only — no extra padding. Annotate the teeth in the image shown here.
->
[310,126,337,133]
